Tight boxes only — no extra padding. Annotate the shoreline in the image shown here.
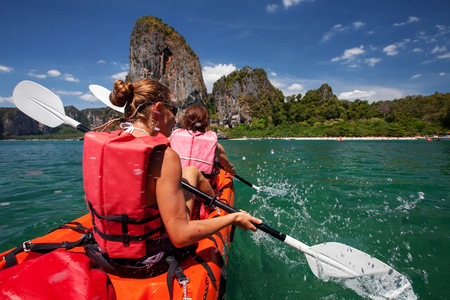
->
[231,136,448,141]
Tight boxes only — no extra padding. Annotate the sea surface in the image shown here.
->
[0,139,449,299]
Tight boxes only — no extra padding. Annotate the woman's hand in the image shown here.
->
[232,211,262,231]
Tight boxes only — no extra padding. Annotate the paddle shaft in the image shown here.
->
[76,124,91,133]
[219,166,261,191]
[181,181,286,241]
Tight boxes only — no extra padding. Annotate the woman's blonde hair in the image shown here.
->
[110,79,171,123]
[95,79,172,132]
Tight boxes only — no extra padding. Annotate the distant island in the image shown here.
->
[1,86,449,140]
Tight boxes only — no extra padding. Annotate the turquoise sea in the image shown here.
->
[0,139,449,299]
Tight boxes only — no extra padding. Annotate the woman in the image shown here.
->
[170,105,236,181]
[83,79,261,265]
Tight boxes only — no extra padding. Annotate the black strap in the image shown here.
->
[88,201,161,224]
[4,233,93,269]
[191,251,217,290]
[92,225,162,243]
[84,244,169,279]
[165,255,188,299]
[121,214,130,246]
[47,221,91,234]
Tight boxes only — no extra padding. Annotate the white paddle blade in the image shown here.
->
[89,84,125,113]
[307,242,392,279]
[305,242,417,299]
[13,81,66,128]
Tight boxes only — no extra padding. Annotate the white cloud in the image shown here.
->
[268,74,321,97]
[287,83,304,93]
[353,21,365,29]
[411,74,421,79]
[365,57,381,67]
[97,60,106,64]
[270,71,278,77]
[431,46,447,54]
[383,39,410,56]
[26,69,78,82]
[339,87,404,102]
[53,90,83,96]
[80,93,98,102]
[393,16,419,27]
[0,65,13,73]
[27,71,47,79]
[412,48,424,53]
[111,71,128,80]
[339,90,376,100]
[321,32,335,42]
[383,44,399,56]
[437,52,450,59]
[47,69,61,77]
[202,63,237,93]
[321,22,364,42]
[331,46,365,63]
[440,72,446,76]
[282,0,304,9]
[63,74,79,82]
[0,96,13,104]
[269,78,287,89]
[266,4,278,13]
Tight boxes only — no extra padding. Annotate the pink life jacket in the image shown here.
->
[170,129,218,175]
[83,130,170,259]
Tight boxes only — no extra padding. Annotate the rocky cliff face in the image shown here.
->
[128,16,207,115]
[0,107,113,139]
[212,66,283,127]
[0,108,42,138]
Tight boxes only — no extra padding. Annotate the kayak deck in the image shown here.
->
[0,170,235,300]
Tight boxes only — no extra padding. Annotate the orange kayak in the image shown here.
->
[0,169,235,300]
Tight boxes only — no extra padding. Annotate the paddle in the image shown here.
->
[13,80,416,299]
[89,84,125,113]
[13,81,90,133]
[219,166,262,191]
[89,84,265,193]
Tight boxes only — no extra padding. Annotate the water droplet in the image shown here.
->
[242,156,246,160]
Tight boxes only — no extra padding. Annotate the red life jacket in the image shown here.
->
[83,130,170,259]
[170,129,218,175]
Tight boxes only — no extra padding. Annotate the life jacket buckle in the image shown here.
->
[216,207,221,215]
[178,278,191,300]
[23,240,31,252]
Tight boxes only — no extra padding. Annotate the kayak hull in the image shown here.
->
[0,169,235,300]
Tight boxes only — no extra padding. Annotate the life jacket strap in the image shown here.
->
[92,226,162,244]
[88,201,161,224]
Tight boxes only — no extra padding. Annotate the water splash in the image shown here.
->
[339,272,417,300]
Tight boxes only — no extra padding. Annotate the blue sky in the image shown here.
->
[1,0,449,110]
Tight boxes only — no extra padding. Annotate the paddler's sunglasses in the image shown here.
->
[136,101,178,116]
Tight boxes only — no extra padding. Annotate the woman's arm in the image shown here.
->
[215,143,236,175]
[155,147,260,248]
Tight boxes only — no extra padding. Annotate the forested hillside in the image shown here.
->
[1,84,449,139]
[216,85,450,138]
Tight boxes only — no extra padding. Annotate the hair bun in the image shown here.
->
[110,80,133,107]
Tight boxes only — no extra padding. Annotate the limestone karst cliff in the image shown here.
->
[128,16,207,113]
[212,66,284,127]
